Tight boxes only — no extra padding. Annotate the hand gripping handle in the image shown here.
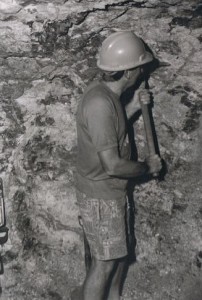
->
[139,83,159,177]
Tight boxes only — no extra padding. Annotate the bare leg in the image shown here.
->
[107,259,126,300]
[70,286,83,300]
[83,256,116,300]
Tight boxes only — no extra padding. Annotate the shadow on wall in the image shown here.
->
[113,47,171,297]
[0,178,9,295]
[121,44,169,183]
[197,115,202,176]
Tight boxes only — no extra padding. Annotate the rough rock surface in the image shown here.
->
[0,0,201,299]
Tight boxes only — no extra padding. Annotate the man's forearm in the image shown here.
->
[107,158,149,178]
[125,102,140,119]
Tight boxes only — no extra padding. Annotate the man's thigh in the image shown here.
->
[76,190,128,261]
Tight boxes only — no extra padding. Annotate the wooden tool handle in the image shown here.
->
[140,103,156,156]
[139,90,159,177]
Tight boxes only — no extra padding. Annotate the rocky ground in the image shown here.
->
[0,0,201,299]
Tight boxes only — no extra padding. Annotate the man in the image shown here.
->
[75,31,162,300]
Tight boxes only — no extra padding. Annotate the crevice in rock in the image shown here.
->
[105,0,146,9]
[160,0,179,5]
[73,0,146,22]
[20,0,39,6]
[109,8,129,21]
[29,0,161,57]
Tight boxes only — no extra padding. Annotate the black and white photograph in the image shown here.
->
[0,0,201,299]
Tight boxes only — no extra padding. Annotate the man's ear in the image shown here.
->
[124,70,130,79]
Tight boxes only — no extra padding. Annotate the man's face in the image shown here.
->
[125,66,143,89]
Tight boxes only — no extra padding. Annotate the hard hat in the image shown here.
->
[97,31,153,71]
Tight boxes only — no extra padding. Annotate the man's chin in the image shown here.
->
[124,82,136,92]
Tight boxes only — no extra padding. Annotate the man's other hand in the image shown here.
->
[146,154,162,175]
[125,89,151,119]
[138,89,151,106]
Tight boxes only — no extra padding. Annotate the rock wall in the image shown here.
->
[0,0,201,299]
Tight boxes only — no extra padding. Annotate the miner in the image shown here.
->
[75,31,162,300]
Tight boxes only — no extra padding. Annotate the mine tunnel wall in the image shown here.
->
[0,0,202,299]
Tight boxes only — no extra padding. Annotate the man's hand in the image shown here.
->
[138,89,151,106]
[125,89,151,119]
[146,154,162,175]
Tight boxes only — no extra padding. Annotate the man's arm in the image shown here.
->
[125,89,151,120]
[125,101,140,120]
[98,146,161,178]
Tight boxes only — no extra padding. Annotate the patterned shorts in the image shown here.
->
[76,190,128,260]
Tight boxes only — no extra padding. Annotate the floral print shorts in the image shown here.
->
[76,190,128,260]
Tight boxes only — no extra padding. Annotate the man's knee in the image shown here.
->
[93,258,116,276]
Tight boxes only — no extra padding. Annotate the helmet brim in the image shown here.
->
[97,51,153,71]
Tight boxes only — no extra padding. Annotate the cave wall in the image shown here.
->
[0,0,202,299]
